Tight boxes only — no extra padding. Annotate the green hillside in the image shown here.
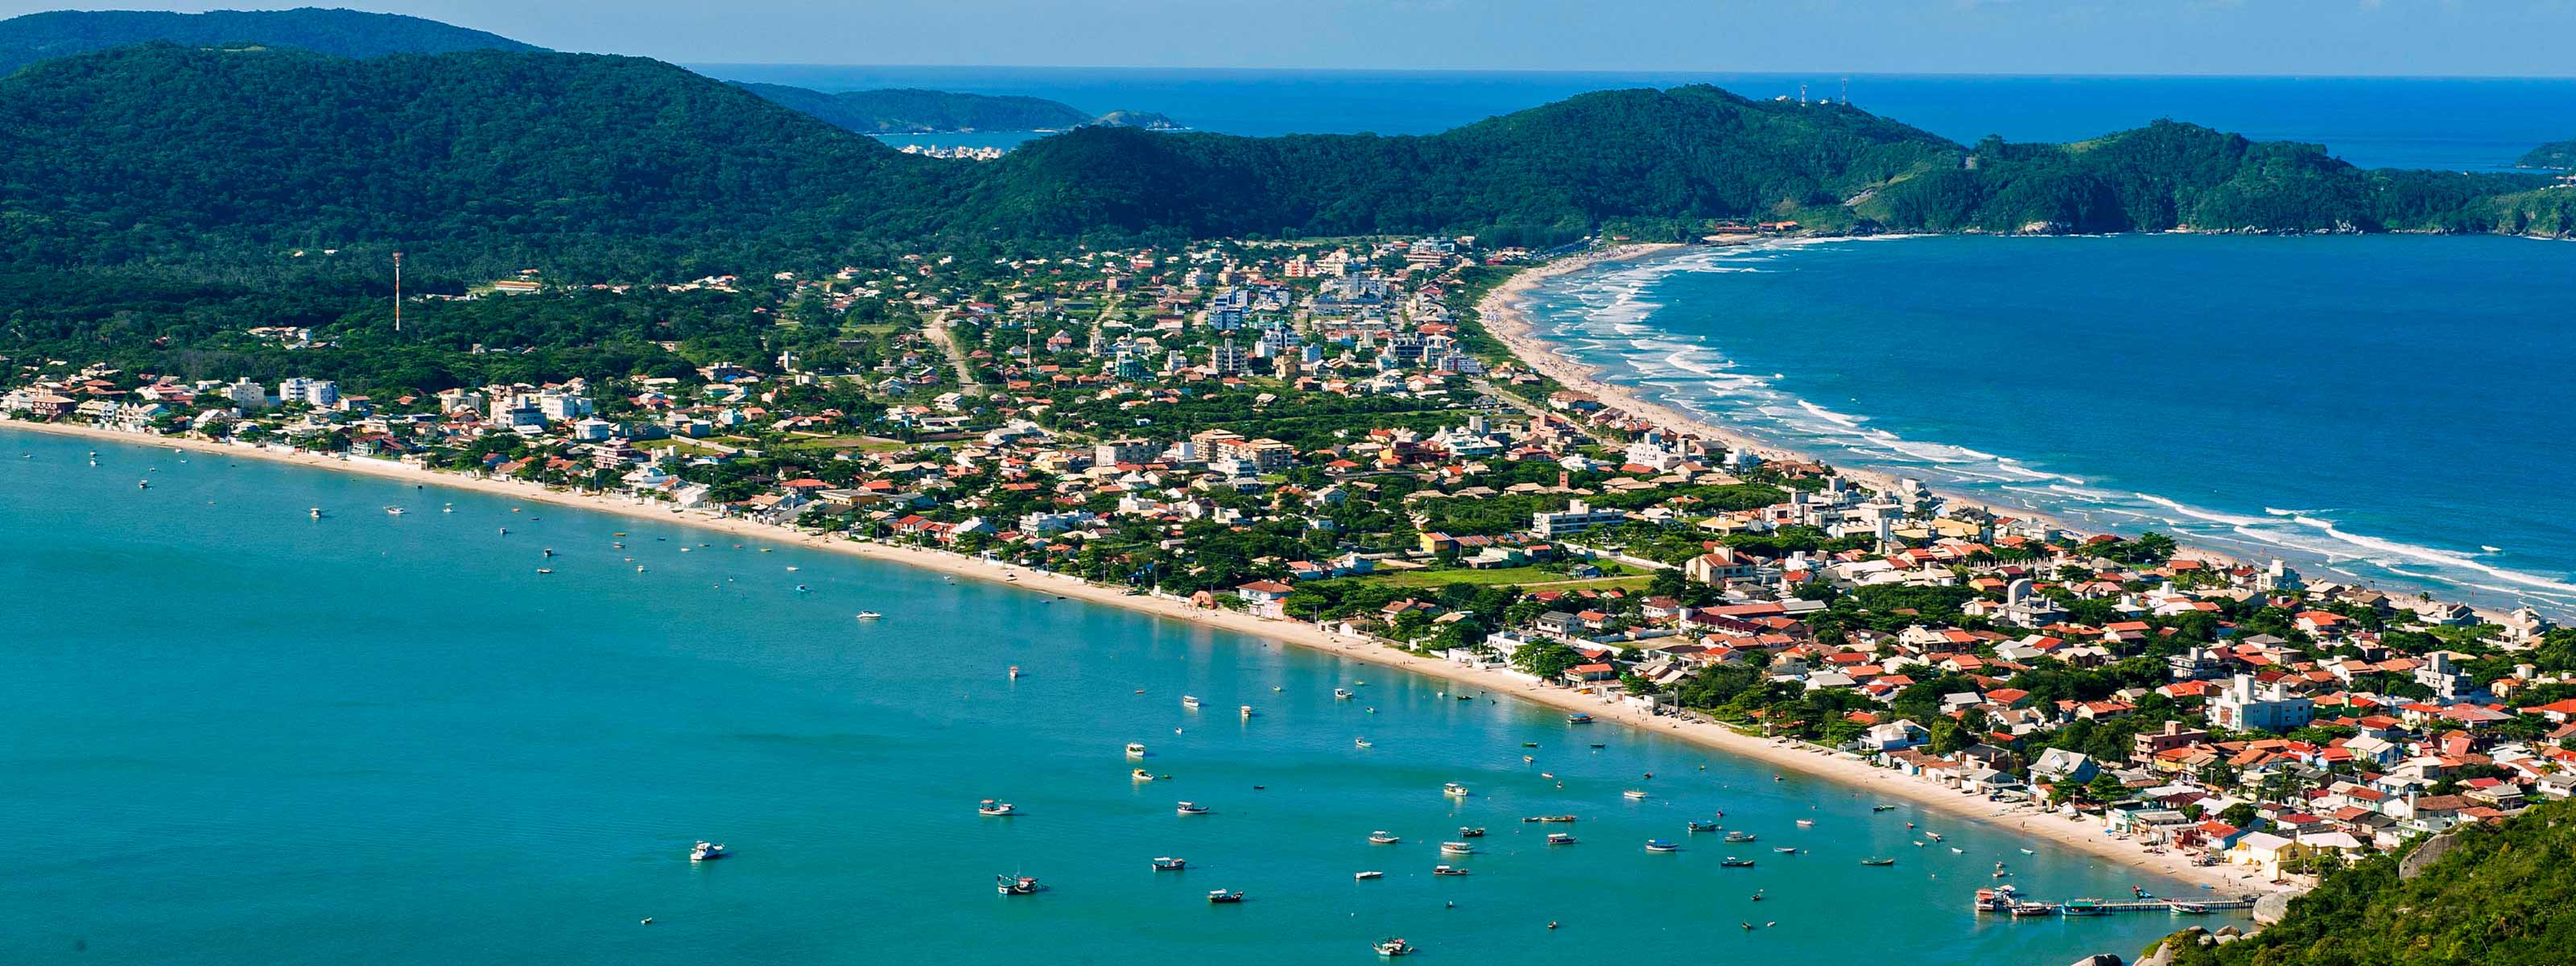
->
[0,6,539,75]
[2145,798,2576,966]
[2518,137,2576,169]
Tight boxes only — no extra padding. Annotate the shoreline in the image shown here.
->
[5,417,2263,894]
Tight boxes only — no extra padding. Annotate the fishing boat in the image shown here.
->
[1181,696,1202,710]
[1127,742,1148,758]
[1773,846,1798,853]
[1538,815,1579,824]
[384,506,405,515]
[1926,832,1944,841]
[1546,832,1577,845]
[1565,712,1593,724]
[855,611,882,620]
[1686,820,1720,833]
[1439,841,1476,855]
[1718,855,1757,868]
[1442,782,1470,798]
[1373,938,1414,957]
[1175,801,1209,815]
[1458,827,1486,838]
[1644,840,1680,853]
[2061,898,2107,917]
[1152,857,1187,871]
[1724,831,1757,843]
[996,874,1039,896]
[1872,804,1897,812]
[1354,870,1383,880]
[1132,769,1156,781]
[1521,741,1539,748]
[1368,832,1401,844]
[689,841,728,861]
[977,799,1016,816]
[2169,902,2211,915]
[2010,901,2059,918]
[1621,790,1648,800]
[1430,865,1469,877]
[1973,886,2015,912]
[1206,890,1245,904]
[1334,688,1354,700]
[1794,819,1814,828]
[1861,857,1897,867]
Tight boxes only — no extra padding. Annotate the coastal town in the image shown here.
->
[8,233,2574,906]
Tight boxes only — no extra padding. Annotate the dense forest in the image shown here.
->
[732,83,1173,134]
[0,7,537,74]
[2145,797,2576,966]
[0,39,2570,289]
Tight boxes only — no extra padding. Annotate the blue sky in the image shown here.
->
[10,1,2576,76]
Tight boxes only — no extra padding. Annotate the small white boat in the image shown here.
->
[996,874,1038,896]
[1239,704,1254,717]
[1127,742,1148,758]
[1353,737,1373,749]
[1206,889,1244,904]
[1442,782,1470,798]
[689,841,728,861]
[1644,839,1681,853]
[856,611,883,621]
[1333,688,1354,700]
[1153,857,1187,871]
[1181,696,1202,709]
[1622,790,1649,800]
[1368,832,1401,844]
[384,506,406,515]
[1795,819,1814,828]
[1354,870,1384,881]
[1547,832,1578,845]
[1374,937,1414,956]
[1439,841,1475,855]
[441,504,453,514]
[1008,666,1022,680]
[308,507,323,518]
[1132,769,1156,782]
[1175,801,1209,815]
[978,799,1016,816]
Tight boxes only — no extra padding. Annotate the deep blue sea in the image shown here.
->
[1516,233,2576,614]
[1,431,2226,964]
[696,66,2576,171]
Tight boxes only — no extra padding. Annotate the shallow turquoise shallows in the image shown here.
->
[1521,233,2576,616]
[2,433,2216,964]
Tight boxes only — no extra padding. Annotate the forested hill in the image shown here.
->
[731,83,1176,134]
[0,42,2569,283]
[0,7,539,75]
[2142,797,2576,966]
[2520,137,2576,169]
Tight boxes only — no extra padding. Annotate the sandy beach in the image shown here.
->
[5,417,2264,894]
[1474,241,2241,568]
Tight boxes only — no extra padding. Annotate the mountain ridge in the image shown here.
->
[0,6,539,75]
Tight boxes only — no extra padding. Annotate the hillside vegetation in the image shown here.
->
[0,6,538,74]
[2146,799,2576,966]
[2519,137,2576,169]
[0,42,2568,285]
[733,83,1173,134]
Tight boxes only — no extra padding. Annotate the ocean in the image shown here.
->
[696,65,2576,171]
[0,431,2220,964]
[1513,233,2576,615]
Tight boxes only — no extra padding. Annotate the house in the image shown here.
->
[1857,719,1930,753]
[2030,749,2100,784]
[1236,580,1295,620]
[1684,547,1757,584]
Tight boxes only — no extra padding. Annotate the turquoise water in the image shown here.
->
[1519,233,2576,614]
[702,67,2576,171]
[0,431,2214,964]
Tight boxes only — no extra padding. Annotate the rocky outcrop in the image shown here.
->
[2252,887,2307,925]
[2068,956,2124,966]
[2398,827,2467,881]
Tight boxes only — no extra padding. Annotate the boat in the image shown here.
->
[1354,870,1383,880]
[2062,898,2107,917]
[1442,782,1470,798]
[1950,847,1965,854]
[1127,742,1148,758]
[2020,848,2037,855]
[1368,832,1402,844]
[977,799,1016,816]
[384,506,405,515]
[1206,890,1245,904]
[2169,902,2211,915]
[2010,902,2060,918]
[1439,841,1476,855]
[1724,832,1757,843]
[1459,827,1486,838]
[535,568,553,575]
[1861,857,1897,866]
[1009,666,1021,680]
[1621,790,1648,800]
[1353,738,1373,749]
[1686,821,1720,833]
[1152,857,1187,871]
[1587,743,1606,749]
[1565,713,1593,724]
[1872,804,1897,812]
[1521,741,1538,748]
[1546,832,1577,845]
[1718,857,1755,868]
[1239,704,1254,717]
[442,504,454,513]
[1373,938,1414,957]
[996,874,1039,896]
[1538,815,1579,824]
[689,841,728,861]
[1175,801,1209,815]
[1644,840,1680,853]
[855,611,882,621]
[1430,865,1468,877]
[1132,769,1156,781]
[308,507,322,518]
[1795,819,1814,828]
[1181,696,1201,709]
[1773,846,1798,853]
[1973,886,2016,912]
[1334,688,1354,700]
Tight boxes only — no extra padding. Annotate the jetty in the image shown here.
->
[1974,888,2257,917]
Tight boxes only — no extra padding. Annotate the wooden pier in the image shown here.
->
[1978,891,2258,917]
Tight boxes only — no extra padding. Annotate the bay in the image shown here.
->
[0,431,2210,964]
[1517,233,2576,614]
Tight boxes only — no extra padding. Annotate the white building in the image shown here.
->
[1530,499,1629,539]
[2210,674,2314,732]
